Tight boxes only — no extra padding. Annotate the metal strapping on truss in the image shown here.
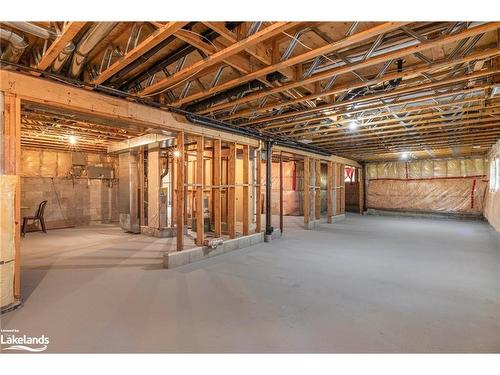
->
[322,75,337,91]
[125,23,143,54]
[175,55,187,73]
[281,28,311,61]
[209,66,226,89]
[345,22,360,37]
[303,56,325,78]
[246,21,263,37]
[180,81,192,99]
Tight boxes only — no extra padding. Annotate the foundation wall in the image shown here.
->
[20,148,119,229]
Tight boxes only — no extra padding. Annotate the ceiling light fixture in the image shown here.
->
[348,120,358,131]
[68,135,77,145]
[172,149,181,158]
[401,152,409,160]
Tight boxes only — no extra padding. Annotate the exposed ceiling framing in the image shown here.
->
[1,21,499,160]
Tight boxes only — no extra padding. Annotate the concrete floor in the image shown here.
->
[1,214,499,353]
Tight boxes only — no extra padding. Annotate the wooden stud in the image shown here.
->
[2,93,21,299]
[213,139,222,237]
[315,159,321,220]
[139,148,145,226]
[228,143,236,238]
[327,161,333,223]
[303,157,310,226]
[242,144,250,236]
[196,136,204,246]
[279,151,284,234]
[358,167,365,215]
[175,131,185,251]
[255,145,262,233]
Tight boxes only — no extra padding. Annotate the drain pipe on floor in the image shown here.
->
[265,139,275,242]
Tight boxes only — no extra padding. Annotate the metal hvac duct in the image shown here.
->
[69,22,117,78]
[51,42,75,73]
[1,22,75,73]
[1,21,55,40]
[0,27,28,63]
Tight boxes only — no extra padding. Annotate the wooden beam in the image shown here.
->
[358,167,365,215]
[242,144,250,236]
[36,22,86,71]
[303,157,310,226]
[202,22,238,43]
[140,22,297,96]
[228,142,237,238]
[0,70,259,148]
[147,143,160,229]
[92,22,188,84]
[255,145,262,233]
[213,139,222,237]
[176,131,185,251]
[196,135,204,246]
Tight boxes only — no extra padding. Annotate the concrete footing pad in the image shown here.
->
[163,232,265,269]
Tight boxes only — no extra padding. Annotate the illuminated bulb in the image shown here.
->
[68,135,77,145]
[348,120,358,131]
[172,149,181,158]
[401,152,409,160]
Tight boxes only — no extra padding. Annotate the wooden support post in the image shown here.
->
[147,143,160,229]
[255,145,262,233]
[303,157,310,226]
[196,136,204,246]
[340,164,345,214]
[228,142,236,238]
[242,144,250,236]
[279,151,284,234]
[175,131,185,251]
[315,159,321,220]
[213,139,222,237]
[327,161,333,223]
[138,148,145,226]
[1,93,21,300]
[358,166,365,214]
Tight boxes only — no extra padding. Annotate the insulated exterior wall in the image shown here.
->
[484,140,500,232]
[366,157,488,214]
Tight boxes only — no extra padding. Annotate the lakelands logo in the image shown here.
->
[0,329,49,352]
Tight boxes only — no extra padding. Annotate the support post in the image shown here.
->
[327,161,333,223]
[139,148,145,226]
[213,139,222,237]
[303,157,310,226]
[1,93,21,302]
[255,144,262,233]
[175,131,185,251]
[279,151,283,234]
[228,142,236,238]
[195,136,204,246]
[147,143,160,229]
[265,140,273,236]
[358,166,365,215]
[315,159,321,220]
[242,144,250,236]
